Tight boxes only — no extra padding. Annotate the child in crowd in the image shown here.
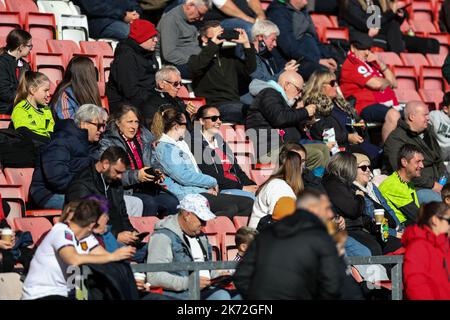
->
[234,227,259,262]
[429,92,450,161]
[11,71,54,145]
[441,183,450,205]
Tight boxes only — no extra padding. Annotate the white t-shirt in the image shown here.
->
[186,235,210,279]
[248,178,297,229]
[22,223,99,300]
[212,0,227,8]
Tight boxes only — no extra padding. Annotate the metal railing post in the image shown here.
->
[188,269,200,300]
[391,262,403,300]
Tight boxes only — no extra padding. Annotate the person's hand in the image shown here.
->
[200,276,211,289]
[368,27,380,37]
[186,102,197,115]
[396,231,403,239]
[232,28,251,48]
[207,186,218,196]
[284,60,299,72]
[135,280,146,291]
[295,99,304,109]
[358,119,366,128]
[336,215,346,231]
[243,185,258,193]
[154,169,165,184]
[326,141,336,151]
[124,11,139,23]
[348,133,364,144]
[366,52,378,63]
[138,167,155,183]
[211,26,224,45]
[117,231,139,245]
[327,58,337,69]
[355,190,365,197]
[432,182,444,193]
[305,104,316,117]
[0,239,15,250]
[319,59,337,72]
[110,246,136,262]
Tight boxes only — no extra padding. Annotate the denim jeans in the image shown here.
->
[344,236,371,257]
[416,188,442,204]
[202,286,242,300]
[98,21,130,40]
[220,189,256,201]
[43,194,65,210]
[133,192,179,217]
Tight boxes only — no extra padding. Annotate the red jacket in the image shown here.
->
[402,224,450,300]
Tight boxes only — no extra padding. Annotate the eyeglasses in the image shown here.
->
[324,80,338,87]
[358,165,372,172]
[288,82,303,94]
[164,80,182,88]
[86,121,106,131]
[437,215,450,223]
[202,115,222,122]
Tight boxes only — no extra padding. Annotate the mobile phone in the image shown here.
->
[218,29,240,41]
[136,232,150,241]
[145,167,162,181]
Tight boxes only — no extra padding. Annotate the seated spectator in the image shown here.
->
[51,56,102,120]
[352,153,403,241]
[256,196,296,231]
[439,0,450,34]
[443,53,450,85]
[248,149,304,228]
[0,29,31,115]
[152,107,253,217]
[429,92,450,162]
[157,0,212,79]
[66,147,146,262]
[11,71,54,147]
[146,194,240,300]
[193,105,257,200]
[403,201,450,300]
[378,144,422,227]
[384,101,447,204]
[21,199,135,300]
[245,70,315,163]
[188,21,256,124]
[234,226,258,262]
[30,104,108,210]
[339,32,401,142]
[308,0,338,15]
[145,65,195,129]
[442,183,450,205]
[323,152,402,256]
[339,0,439,54]
[106,19,159,115]
[266,0,338,74]
[305,69,382,164]
[100,104,179,217]
[73,0,142,40]
[234,190,344,299]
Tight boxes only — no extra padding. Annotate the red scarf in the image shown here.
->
[214,147,238,182]
[122,130,144,170]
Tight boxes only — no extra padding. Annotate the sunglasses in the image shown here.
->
[358,165,371,172]
[203,115,222,122]
[324,80,338,87]
[164,80,182,87]
[87,121,106,131]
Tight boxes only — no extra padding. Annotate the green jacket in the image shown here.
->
[383,119,446,189]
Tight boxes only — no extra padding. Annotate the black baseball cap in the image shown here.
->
[350,31,373,50]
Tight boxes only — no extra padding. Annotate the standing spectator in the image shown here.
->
[152,107,254,217]
[0,29,31,114]
[403,201,450,300]
[429,92,450,162]
[157,0,212,79]
[11,71,54,146]
[50,56,102,120]
[193,105,257,199]
[248,149,304,228]
[384,101,447,204]
[188,21,256,123]
[30,104,108,210]
[266,0,338,73]
[73,0,142,40]
[339,32,401,142]
[100,104,179,217]
[21,200,135,300]
[378,144,422,227]
[106,19,159,115]
[234,190,344,299]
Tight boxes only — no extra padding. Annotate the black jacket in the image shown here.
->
[303,168,325,193]
[234,209,343,299]
[106,38,159,115]
[322,173,365,231]
[65,162,135,237]
[30,120,100,208]
[192,131,255,190]
[245,87,309,159]
[0,53,30,114]
[188,42,256,105]
[310,112,349,146]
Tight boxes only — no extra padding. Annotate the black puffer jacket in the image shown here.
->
[0,53,30,114]
[106,38,159,115]
[234,209,343,300]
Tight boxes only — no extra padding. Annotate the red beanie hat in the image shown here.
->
[128,19,158,44]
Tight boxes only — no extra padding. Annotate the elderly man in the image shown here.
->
[158,0,212,79]
[384,101,447,204]
[146,194,238,300]
[340,32,401,142]
[30,104,108,210]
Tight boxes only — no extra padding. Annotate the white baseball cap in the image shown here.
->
[177,194,216,222]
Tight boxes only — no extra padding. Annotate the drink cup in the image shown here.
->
[134,272,146,286]
[374,209,385,225]
[1,228,13,244]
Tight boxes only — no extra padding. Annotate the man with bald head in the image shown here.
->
[384,100,446,204]
[245,70,316,162]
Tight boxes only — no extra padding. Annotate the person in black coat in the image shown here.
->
[0,29,32,115]
[30,104,108,210]
[106,19,159,115]
[234,203,344,299]
[192,105,257,200]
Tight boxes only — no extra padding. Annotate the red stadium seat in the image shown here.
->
[79,41,113,57]
[176,85,190,98]
[400,53,430,74]
[32,52,65,89]
[203,216,236,261]
[394,88,423,104]
[205,233,220,261]
[101,55,114,82]
[233,216,249,230]
[0,183,25,220]
[5,0,39,25]
[14,217,52,245]
[47,39,81,66]
[227,141,254,157]
[0,12,21,37]
[419,88,444,110]
[24,12,56,41]
[0,114,11,129]
[323,27,349,42]
[410,19,437,33]
[181,97,206,114]
[426,52,447,66]
[31,37,50,53]
[392,66,418,90]
[129,216,159,242]
[234,154,253,178]
[376,52,403,66]
[310,14,334,29]
[218,124,237,143]
[250,168,273,185]
[411,0,434,22]
[233,125,247,142]
[329,15,339,28]
[419,66,445,90]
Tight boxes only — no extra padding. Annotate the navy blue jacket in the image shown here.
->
[30,119,100,207]
[73,0,142,38]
